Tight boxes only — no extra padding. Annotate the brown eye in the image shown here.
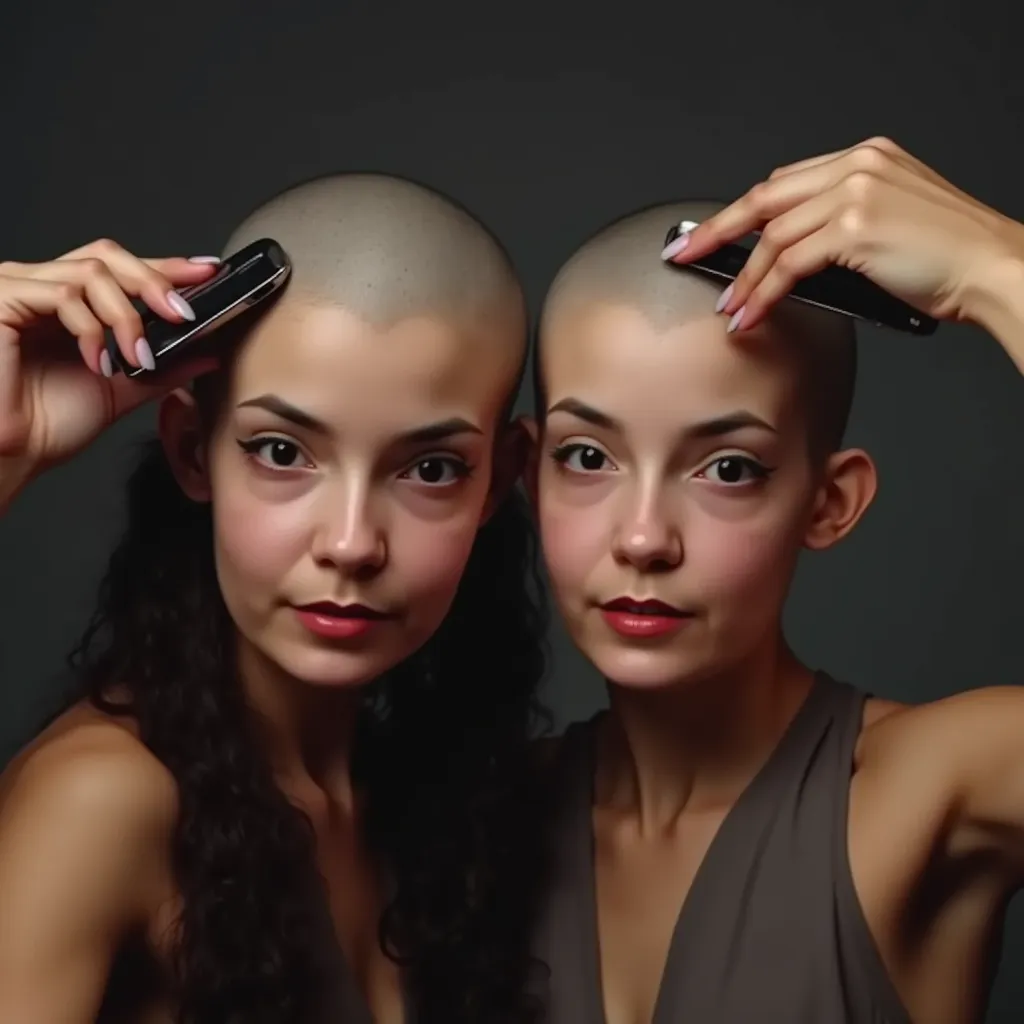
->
[262,441,301,467]
[703,456,770,484]
[404,457,469,486]
[236,436,307,469]
[552,443,613,472]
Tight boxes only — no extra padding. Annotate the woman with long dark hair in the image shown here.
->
[0,173,549,1023]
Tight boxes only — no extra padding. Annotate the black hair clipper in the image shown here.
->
[105,237,292,377]
[664,220,937,336]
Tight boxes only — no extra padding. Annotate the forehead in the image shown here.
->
[229,300,522,424]
[541,302,806,428]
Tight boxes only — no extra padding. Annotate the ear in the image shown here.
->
[480,416,532,525]
[158,388,211,503]
[803,447,877,551]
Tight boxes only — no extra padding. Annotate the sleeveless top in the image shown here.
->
[317,897,417,1024]
[530,672,915,1023]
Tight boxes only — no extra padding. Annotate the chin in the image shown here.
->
[589,645,713,690]
[573,616,725,691]
[278,645,392,688]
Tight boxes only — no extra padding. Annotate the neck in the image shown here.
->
[597,635,815,831]
[237,637,364,806]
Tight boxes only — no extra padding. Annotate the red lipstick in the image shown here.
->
[599,598,692,639]
[293,602,393,640]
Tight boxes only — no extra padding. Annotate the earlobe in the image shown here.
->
[158,389,212,503]
[803,448,878,551]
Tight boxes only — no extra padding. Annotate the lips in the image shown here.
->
[600,597,689,617]
[294,601,393,619]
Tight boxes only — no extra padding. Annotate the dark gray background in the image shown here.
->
[2,0,1022,1018]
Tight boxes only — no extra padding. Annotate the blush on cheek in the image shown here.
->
[539,504,607,603]
[390,516,480,627]
[213,489,312,598]
[687,518,795,608]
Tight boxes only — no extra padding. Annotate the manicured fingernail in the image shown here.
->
[99,349,113,378]
[726,306,746,333]
[167,291,195,320]
[135,338,156,370]
[661,233,690,260]
[188,255,221,264]
[715,283,734,313]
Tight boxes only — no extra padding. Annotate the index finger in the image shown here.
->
[661,193,766,263]
[142,255,222,284]
[59,240,219,325]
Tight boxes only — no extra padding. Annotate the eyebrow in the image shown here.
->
[236,394,483,443]
[546,397,777,439]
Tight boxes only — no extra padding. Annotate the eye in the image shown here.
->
[236,436,309,470]
[700,455,772,485]
[551,443,615,473]
[402,456,472,487]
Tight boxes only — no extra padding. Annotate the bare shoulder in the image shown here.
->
[856,686,1024,784]
[0,704,179,1016]
[0,701,179,870]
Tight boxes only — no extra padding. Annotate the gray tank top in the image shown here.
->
[314,885,416,1024]
[530,672,914,1023]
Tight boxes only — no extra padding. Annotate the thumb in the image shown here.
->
[108,356,221,420]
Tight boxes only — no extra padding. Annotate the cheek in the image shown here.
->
[685,513,800,606]
[391,512,479,603]
[211,478,310,595]
[538,493,608,599]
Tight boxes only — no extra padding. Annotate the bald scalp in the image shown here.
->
[538,200,857,455]
[224,173,526,335]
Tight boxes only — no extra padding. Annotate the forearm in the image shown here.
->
[962,236,1024,375]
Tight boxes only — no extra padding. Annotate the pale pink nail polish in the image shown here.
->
[167,291,196,321]
[726,306,746,333]
[135,338,156,370]
[716,283,734,313]
[661,233,690,260]
[99,349,113,378]
[188,255,221,264]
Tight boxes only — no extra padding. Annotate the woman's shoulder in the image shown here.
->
[0,701,179,855]
[0,703,179,1007]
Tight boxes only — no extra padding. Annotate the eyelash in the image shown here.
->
[549,442,775,484]
[235,436,475,485]
[236,436,310,470]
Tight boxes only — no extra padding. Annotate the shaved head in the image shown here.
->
[194,173,528,420]
[538,200,857,455]
[223,172,526,336]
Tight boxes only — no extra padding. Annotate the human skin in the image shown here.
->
[0,172,529,1023]
[528,139,1024,1024]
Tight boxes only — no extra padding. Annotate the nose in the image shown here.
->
[311,480,387,579]
[611,486,683,573]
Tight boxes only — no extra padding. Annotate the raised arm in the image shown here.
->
[664,136,1024,374]
[857,687,1024,881]
[0,721,178,1023]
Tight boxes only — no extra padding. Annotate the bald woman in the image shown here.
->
[526,174,1024,1023]
[0,174,547,1024]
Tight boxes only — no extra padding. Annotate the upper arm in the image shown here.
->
[0,724,178,1023]
[864,687,1024,877]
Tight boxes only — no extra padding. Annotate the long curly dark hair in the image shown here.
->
[67,407,551,1022]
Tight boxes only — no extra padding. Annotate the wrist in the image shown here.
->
[960,225,1024,368]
